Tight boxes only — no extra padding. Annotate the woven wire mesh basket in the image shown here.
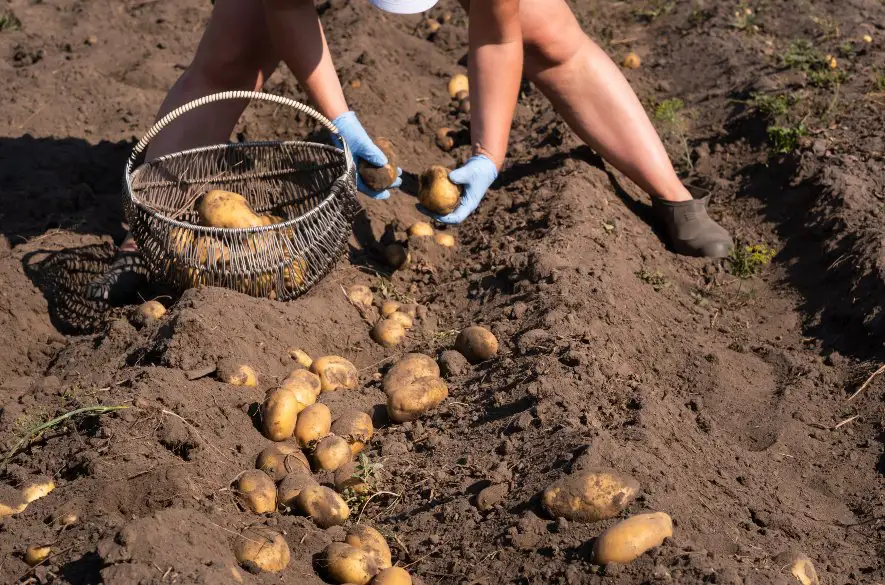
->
[122,91,361,301]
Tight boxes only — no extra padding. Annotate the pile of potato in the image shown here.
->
[345,284,426,350]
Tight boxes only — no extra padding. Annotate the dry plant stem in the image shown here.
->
[832,415,860,430]
[847,363,885,401]
[356,491,400,524]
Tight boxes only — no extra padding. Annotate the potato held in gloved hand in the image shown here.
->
[358,138,399,192]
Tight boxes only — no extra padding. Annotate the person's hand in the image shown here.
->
[421,155,498,224]
[331,111,402,200]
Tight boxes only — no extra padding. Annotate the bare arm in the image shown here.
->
[262,0,348,120]
[467,0,523,170]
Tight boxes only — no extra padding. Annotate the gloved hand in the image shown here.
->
[421,154,498,224]
[331,111,402,200]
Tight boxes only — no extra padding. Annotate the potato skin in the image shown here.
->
[256,443,309,481]
[197,189,264,229]
[312,434,353,472]
[333,461,371,494]
[388,312,413,330]
[234,527,290,573]
[386,376,449,423]
[283,368,323,398]
[347,285,375,312]
[591,512,673,565]
[454,326,499,364]
[288,348,313,369]
[323,542,378,585]
[380,300,401,318]
[434,233,455,248]
[277,469,319,509]
[447,74,469,98]
[345,525,392,569]
[358,138,398,192]
[373,567,412,585]
[295,403,332,447]
[418,166,461,215]
[24,545,51,567]
[134,300,166,327]
[311,356,359,393]
[542,469,640,522]
[296,485,350,528]
[331,410,374,454]
[371,319,406,348]
[261,388,299,441]
[218,361,258,387]
[382,353,440,396]
[237,470,277,514]
[407,222,434,238]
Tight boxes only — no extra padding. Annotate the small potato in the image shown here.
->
[591,512,673,565]
[373,567,412,585]
[447,73,469,98]
[347,285,375,313]
[358,138,399,192]
[312,434,353,472]
[256,443,309,481]
[296,485,350,528]
[24,545,51,567]
[418,166,461,216]
[774,552,820,585]
[311,356,359,393]
[278,469,319,509]
[407,222,434,238]
[288,348,313,369]
[435,128,454,152]
[371,319,406,348]
[21,478,55,504]
[382,353,440,395]
[236,470,277,514]
[454,325,499,364]
[331,410,374,455]
[388,312,413,330]
[323,542,378,585]
[384,244,410,270]
[387,376,449,423]
[433,233,455,248]
[542,469,640,522]
[217,360,258,387]
[334,461,371,494]
[0,496,27,518]
[380,300,401,318]
[282,368,322,398]
[261,388,299,441]
[197,189,263,229]
[458,97,471,114]
[234,527,290,573]
[622,52,641,69]
[345,524,392,569]
[133,300,166,327]
[454,90,469,102]
[295,403,332,447]
[55,512,79,527]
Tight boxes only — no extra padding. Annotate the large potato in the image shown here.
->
[311,356,359,393]
[418,166,461,215]
[541,469,640,522]
[373,567,412,585]
[296,485,350,528]
[454,325,499,364]
[345,525,392,569]
[371,319,406,348]
[283,368,322,397]
[295,403,332,447]
[236,470,277,514]
[197,189,264,228]
[277,469,320,509]
[233,526,290,573]
[312,434,353,472]
[387,376,449,423]
[255,443,309,481]
[591,512,673,565]
[331,409,374,454]
[382,353,440,396]
[193,236,231,265]
[261,388,299,441]
[358,138,399,192]
[21,478,55,504]
[347,284,375,313]
[322,542,379,585]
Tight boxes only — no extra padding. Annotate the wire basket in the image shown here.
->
[122,91,361,301]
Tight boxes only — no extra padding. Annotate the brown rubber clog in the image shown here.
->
[652,195,734,258]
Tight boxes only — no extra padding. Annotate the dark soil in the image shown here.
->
[1,0,883,584]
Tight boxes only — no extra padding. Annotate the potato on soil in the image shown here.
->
[288,348,313,368]
[233,526,290,573]
[382,353,440,395]
[380,300,401,318]
[256,443,309,481]
[622,52,641,69]
[407,222,434,238]
[371,319,406,348]
[323,542,379,585]
[311,356,359,393]
[217,360,258,387]
[197,189,264,229]
[373,567,412,585]
[387,376,449,423]
[418,166,461,215]
[331,409,374,454]
[434,232,455,248]
[358,138,399,192]
[261,388,299,441]
[542,469,640,522]
[236,470,277,514]
[282,368,323,399]
[591,512,673,565]
[458,97,471,114]
[0,488,27,518]
[133,300,166,327]
[345,525,393,569]
[774,551,820,585]
[435,128,454,152]
[455,325,499,364]
[334,461,371,494]
[347,284,375,313]
[384,244,410,270]
[278,469,320,509]
[55,511,79,527]
[447,73,469,98]
[295,403,332,446]
[296,485,350,528]
[312,434,353,471]
[388,311,413,330]
[454,89,468,102]
[21,478,55,504]
[24,545,51,567]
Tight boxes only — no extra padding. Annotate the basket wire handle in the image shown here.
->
[124,90,353,180]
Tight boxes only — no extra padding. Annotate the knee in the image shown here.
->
[524,23,585,73]
[187,41,266,91]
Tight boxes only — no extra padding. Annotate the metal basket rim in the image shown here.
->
[123,139,355,236]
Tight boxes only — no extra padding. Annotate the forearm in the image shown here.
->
[262,0,348,120]
[468,0,523,170]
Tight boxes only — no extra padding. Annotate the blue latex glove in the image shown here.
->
[422,155,498,224]
[331,111,402,200]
